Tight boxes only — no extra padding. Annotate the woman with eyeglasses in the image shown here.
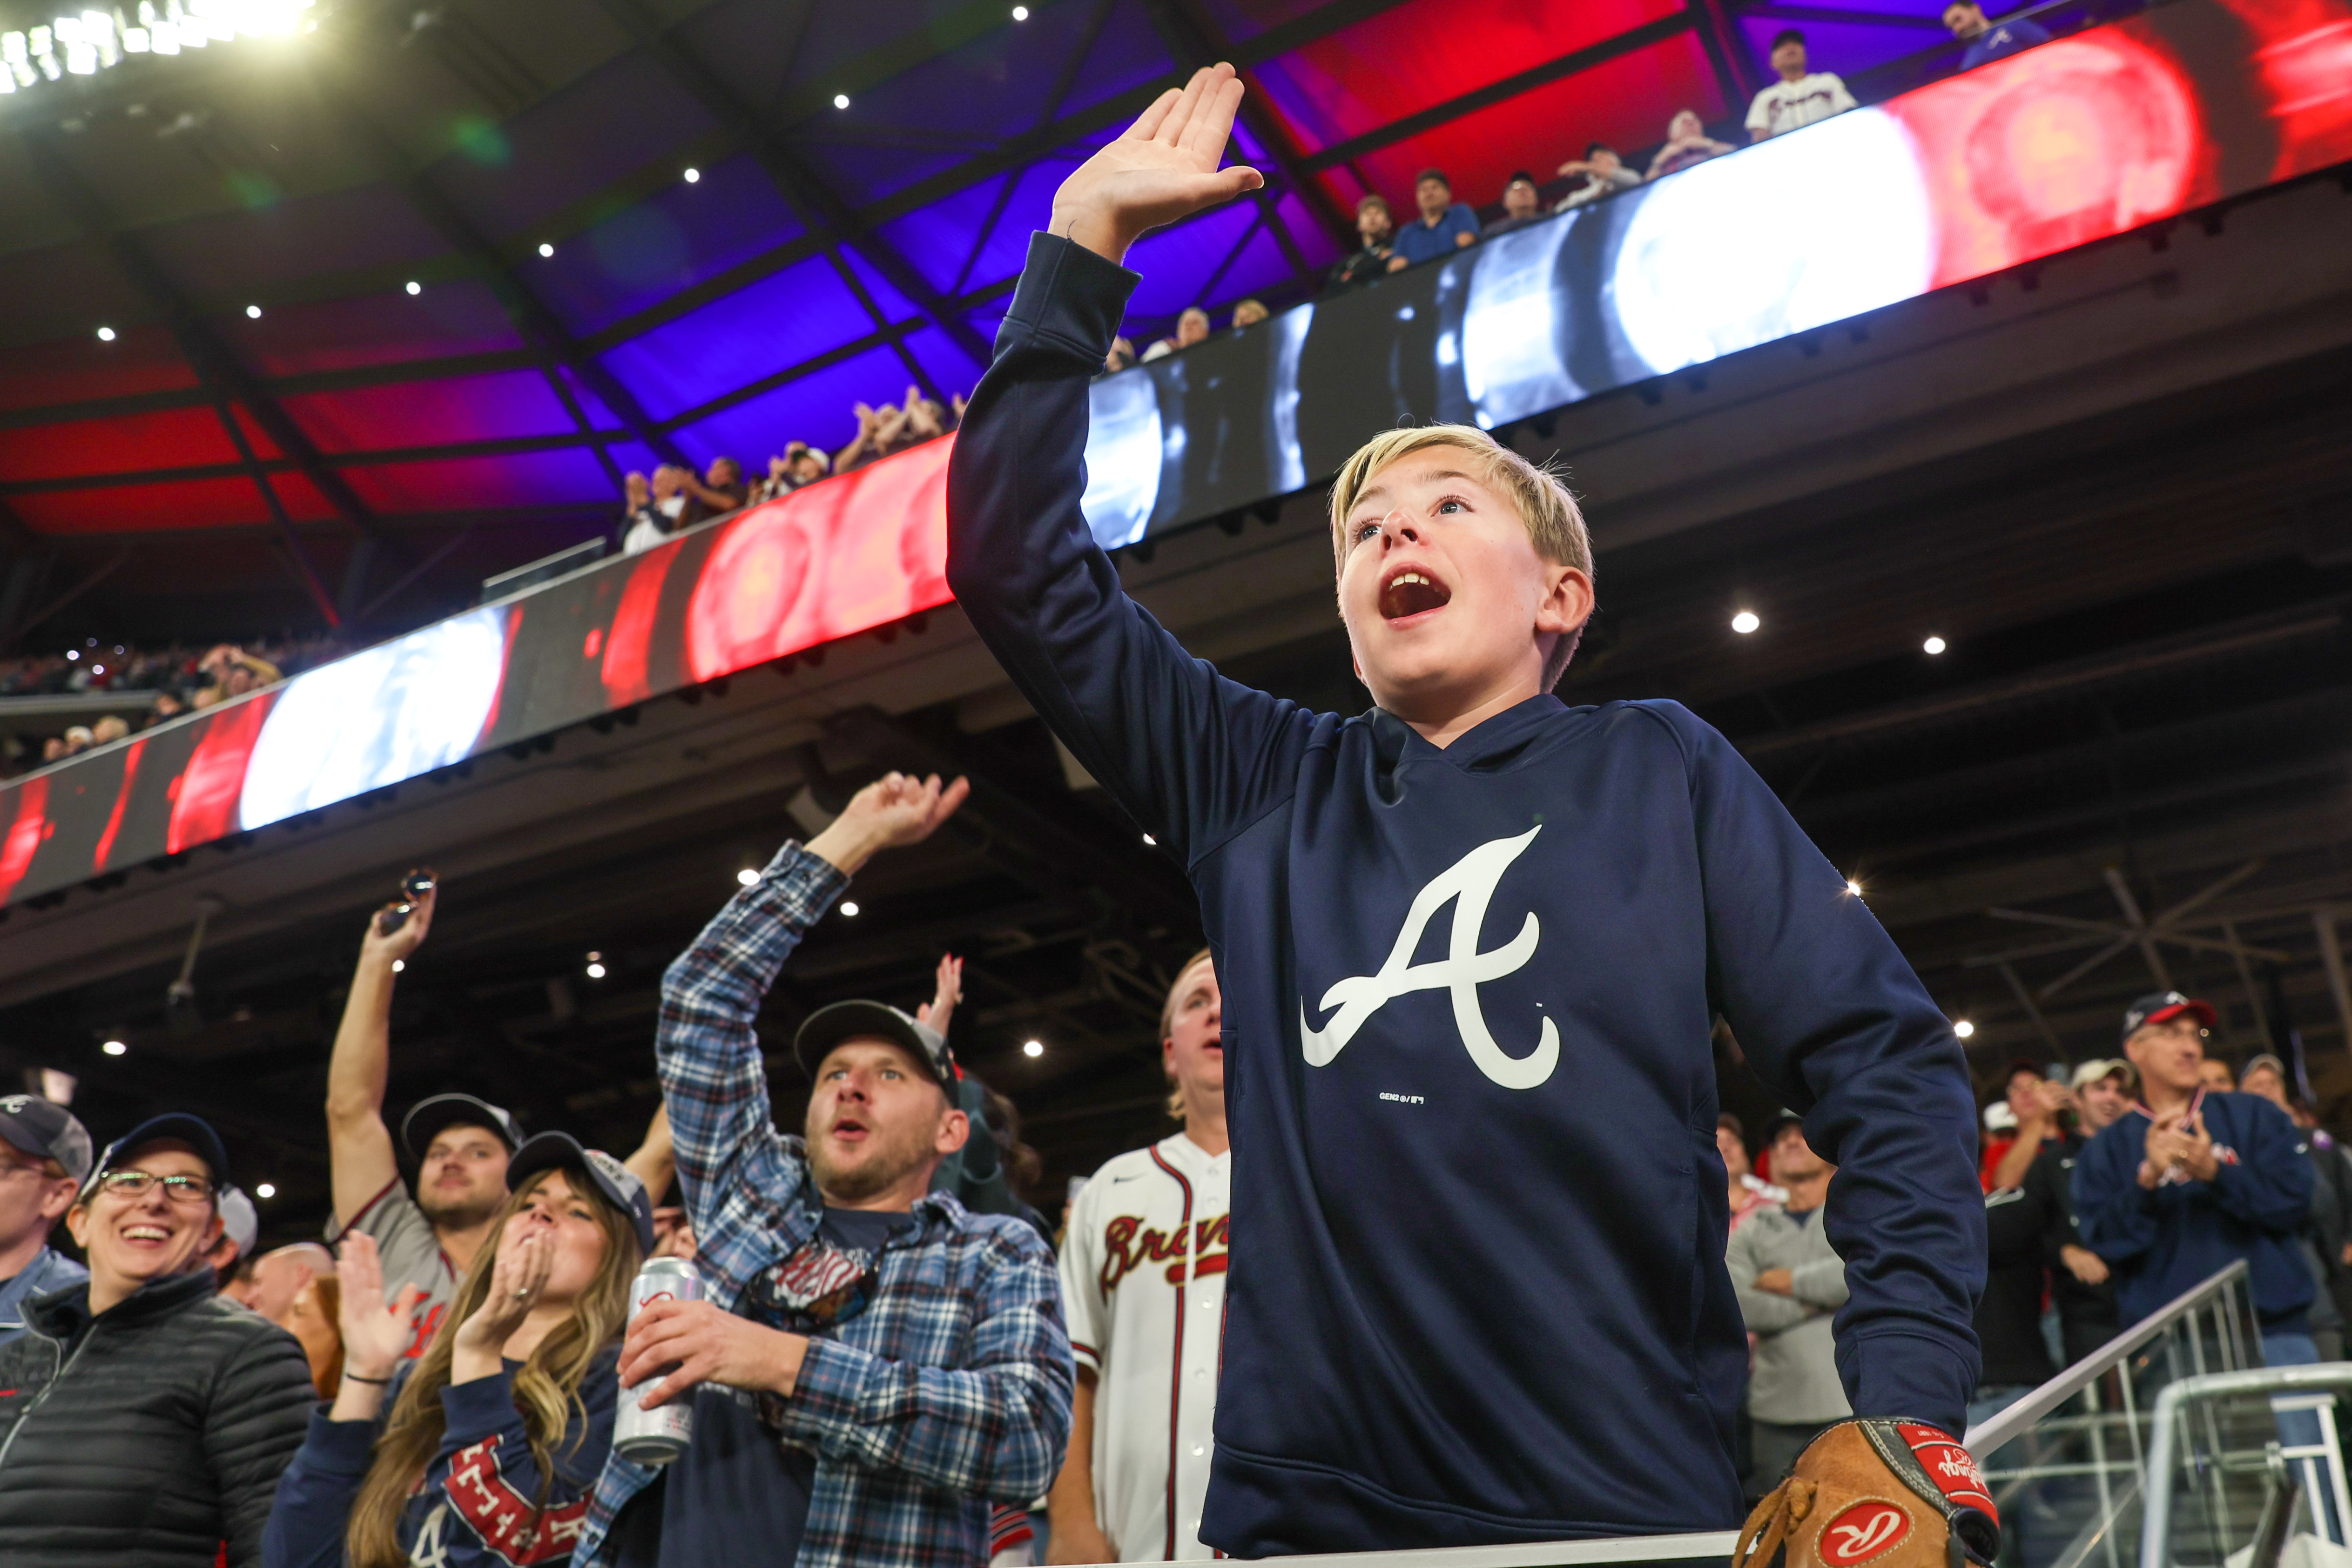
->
[0,1113,317,1567]
[263,1133,651,1568]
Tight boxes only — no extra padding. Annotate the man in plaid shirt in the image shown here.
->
[576,771,1074,1567]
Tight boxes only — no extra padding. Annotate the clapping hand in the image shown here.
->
[917,953,964,1036]
[1049,63,1264,264]
[336,1232,425,1388]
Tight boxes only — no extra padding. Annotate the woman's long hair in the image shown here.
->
[346,1169,641,1568]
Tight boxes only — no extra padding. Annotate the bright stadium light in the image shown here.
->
[1923,635,1947,655]
[682,166,700,183]
[1846,879,1864,897]
[245,303,262,318]
[1011,4,1029,16]
[538,241,554,257]
[839,900,860,917]
[256,1182,276,1198]
[95,325,114,341]
[391,959,404,972]
[736,868,759,887]
[102,1038,127,1056]
[1954,1019,1976,1038]
[832,92,849,109]
[1023,1039,1044,1057]
[404,280,421,295]
[1731,610,1760,635]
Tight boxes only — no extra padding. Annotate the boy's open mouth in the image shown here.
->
[1379,566,1451,620]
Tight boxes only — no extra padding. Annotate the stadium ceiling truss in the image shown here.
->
[0,0,1983,630]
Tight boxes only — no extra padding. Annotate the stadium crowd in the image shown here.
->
[1,747,2329,1566]
[0,638,342,778]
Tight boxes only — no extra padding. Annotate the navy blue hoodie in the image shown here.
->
[2071,1090,2315,1332]
[945,232,1985,1555]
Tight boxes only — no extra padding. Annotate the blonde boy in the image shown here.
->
[946,66,1984,1557]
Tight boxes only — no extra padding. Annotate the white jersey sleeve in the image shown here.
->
[1059,1168,1112,1377]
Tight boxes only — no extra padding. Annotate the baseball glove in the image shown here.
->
[1734,1419,2001,1568]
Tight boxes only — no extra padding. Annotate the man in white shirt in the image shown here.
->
[1050,949,1228,1562]
[1746,29,1858,142]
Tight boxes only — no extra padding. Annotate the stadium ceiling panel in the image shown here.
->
[0,0,2004,635]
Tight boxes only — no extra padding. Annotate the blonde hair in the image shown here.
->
[345,1169,641,1568]
[1328,424,1596,688]
[1161,948,1215,1122]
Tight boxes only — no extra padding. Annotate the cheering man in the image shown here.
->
[946,65,1987,1556]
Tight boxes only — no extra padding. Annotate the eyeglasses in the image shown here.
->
[96,1169,215,1205]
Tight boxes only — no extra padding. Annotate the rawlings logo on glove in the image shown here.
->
[1734,1419,2000,1568]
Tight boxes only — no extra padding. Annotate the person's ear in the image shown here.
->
[65,1203,92,1250]
[935,1107,971,1157]
[1534,565,1595,638]
[40,1179,76,1225]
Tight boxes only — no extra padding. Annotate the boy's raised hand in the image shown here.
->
[1051,62,1265,264]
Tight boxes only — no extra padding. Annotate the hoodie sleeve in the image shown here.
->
[261,1408,380,1568]
[1662,702,1983,1436]
[944,232,1314,867]
[2209,1096,2316,1236]
[2071,1120,2163,1265]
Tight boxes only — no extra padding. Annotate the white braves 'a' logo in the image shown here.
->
[1299,827,1558,1090]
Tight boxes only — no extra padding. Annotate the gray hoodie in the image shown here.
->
[1728,1203,1853,1424]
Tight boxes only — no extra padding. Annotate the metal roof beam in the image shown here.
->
[594,0,1000,380]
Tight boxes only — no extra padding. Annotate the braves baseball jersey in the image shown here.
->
[324,1177,458,1359]
[1060,1134,1231,1561]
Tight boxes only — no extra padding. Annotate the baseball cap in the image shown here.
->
[82,1112,230,1201]
[1983,1100,2019,1134]
[401,1094,525,1162]
[0,1093,93,1181]
[2120,990,2217,1045]
[2069,1058,2136,1092]
[794,1001,957,1092]
[217,1185,259,1260]
[2242,1052,2289,1084]
[504,1132,654,1254]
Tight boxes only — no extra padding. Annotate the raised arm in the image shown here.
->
[324,883,437,1226]
[945,64,1310,866]
[659,774,969,1237]
[1669,705,1984,1437]
[622,1103,675,1205]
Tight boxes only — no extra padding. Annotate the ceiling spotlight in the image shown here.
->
[1731,610,1760,635]
[1011,3,1029,15]
[404,280,421,295]
[65,649,78,660]
[391,959,404,973]
[1022,1039,1044,1057]
[840,900,861,917]
[538,242,555,257]
[1142,833,1156,846]
[683,166,700,183]
[244,303,262,318]
[255,1182,276,1199]
[101,1039,126,1056]
[1954,1019,1976,1039]
[1845,879,1863,897]
[586,962,607,979]
[736,868,759,887]
[832,92,849,109]
[95,325,115,341]
[1922,635,1947,656]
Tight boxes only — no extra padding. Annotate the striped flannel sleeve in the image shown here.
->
[657,841,846,1245]
[764,1224,1075,1503]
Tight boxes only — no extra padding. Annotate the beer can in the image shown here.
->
[613,1256,702,1464]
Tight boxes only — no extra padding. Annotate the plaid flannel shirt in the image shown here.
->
[575,842,1074,1567]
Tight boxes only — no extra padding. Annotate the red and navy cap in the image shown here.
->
[2121,990,2217,1046]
